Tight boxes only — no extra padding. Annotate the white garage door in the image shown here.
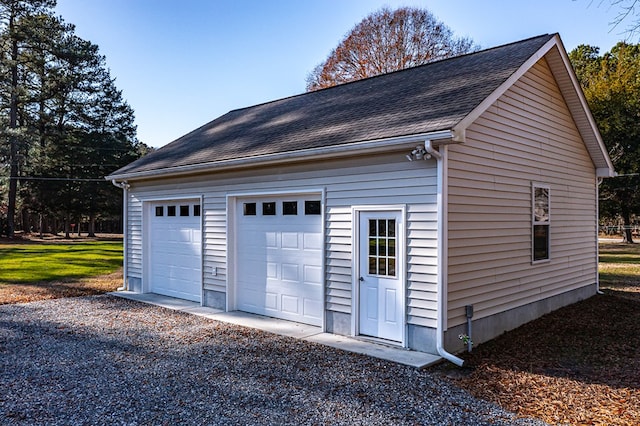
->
[236,195,323,326]
[149,200,202,302]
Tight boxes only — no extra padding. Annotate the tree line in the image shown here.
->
[0,0,150,238]
[2,2,638,241]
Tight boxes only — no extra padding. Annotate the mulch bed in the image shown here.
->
[432,292,640,425]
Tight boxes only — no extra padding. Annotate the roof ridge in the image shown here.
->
[225,33,554,115]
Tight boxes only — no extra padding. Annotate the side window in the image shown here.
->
[533,184,550,262]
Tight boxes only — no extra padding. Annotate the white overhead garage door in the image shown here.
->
[235,195,323,326]
[149,200,202,302]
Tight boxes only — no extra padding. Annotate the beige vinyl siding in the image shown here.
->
[125,151,439,325]
[447,58,598,328]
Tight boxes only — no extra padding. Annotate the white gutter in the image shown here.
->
[430,140,465,367]
[108,130,454,181]
[111,179,130,291]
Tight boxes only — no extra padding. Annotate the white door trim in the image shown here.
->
[351,205,407,347]
[226,189,326,331]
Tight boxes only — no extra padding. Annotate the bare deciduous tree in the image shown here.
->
[306,6,478,91]
[609,0,640,35]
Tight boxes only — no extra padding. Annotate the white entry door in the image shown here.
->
[358,211,404,342]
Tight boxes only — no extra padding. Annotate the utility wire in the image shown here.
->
[7,176,106,182]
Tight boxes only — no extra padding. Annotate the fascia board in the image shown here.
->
[544,37,615,175]
[106,130,453,182]
[451,36,558,138]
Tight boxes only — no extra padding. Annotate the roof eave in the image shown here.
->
[106,130,455,182]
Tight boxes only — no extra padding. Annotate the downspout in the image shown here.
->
[596,177,604,295]
[111,179,130,291]
[427,140,465,367]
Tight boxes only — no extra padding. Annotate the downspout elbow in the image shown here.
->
[111,179,129,190]
[425,140,442,160]
[437,342,465,366]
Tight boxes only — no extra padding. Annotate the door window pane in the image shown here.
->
[388,258,396,276]
[369,238,377,256]
[369,257,377,275]
[388,220,396,237]
[378,219,387,237]
[378,258,387,275]
[369,220,376,237]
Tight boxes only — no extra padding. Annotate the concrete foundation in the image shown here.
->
[204,290,226,310]
[444,284,598,353]
[127,277,142,293]
[407,324,437,354]
[325,311,351,335]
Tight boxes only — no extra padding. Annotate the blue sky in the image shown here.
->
[55,0,630,148]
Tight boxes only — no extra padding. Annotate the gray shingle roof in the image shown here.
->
[109,34,554,178]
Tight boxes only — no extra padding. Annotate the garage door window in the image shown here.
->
[155,206,164,216]
[244,203,256,216]
[283,201,297,215]
[193,205,201,216]
[305,200,321,215]
[180,205,189,216]
[167,206,176,216]
[263,202,276,216]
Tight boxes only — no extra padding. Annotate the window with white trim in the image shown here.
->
[533,184,550,262]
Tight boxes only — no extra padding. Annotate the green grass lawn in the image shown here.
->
[599,242,640,291]
[0,241,123,284]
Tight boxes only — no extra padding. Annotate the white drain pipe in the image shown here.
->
[111,180,130,291]
[429,141,465,367]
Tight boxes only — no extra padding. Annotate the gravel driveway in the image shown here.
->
[0,295,546,425]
